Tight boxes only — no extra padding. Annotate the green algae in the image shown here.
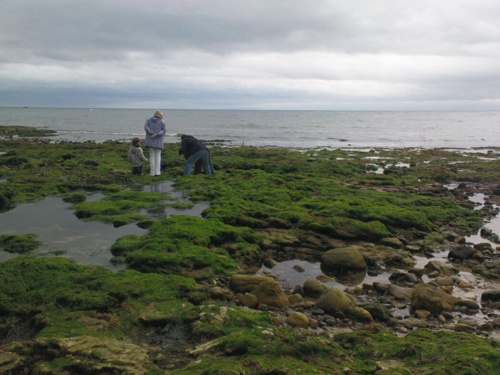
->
[73,190,171,226]
[0,125,56,137]
[335,329,500,374]
[2,139,500,373]
[0,233,41,253]
[0,256,196,338]
[112,215,256,279]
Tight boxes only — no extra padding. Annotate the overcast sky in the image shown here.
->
[1,0,499,110]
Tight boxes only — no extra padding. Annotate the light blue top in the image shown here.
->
[144,115,167,149]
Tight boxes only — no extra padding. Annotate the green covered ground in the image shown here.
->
[1,135,500,374]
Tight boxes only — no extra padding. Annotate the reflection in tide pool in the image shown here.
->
[258,259,390,292]
[133,180,210,220]
[0,180,210,269]
[0,196,147,270]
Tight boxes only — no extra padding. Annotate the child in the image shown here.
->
[128,137,148,175]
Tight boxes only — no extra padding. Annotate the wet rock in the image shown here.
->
[474,242,493,251]
[405,245,421,253]
[359,303,393,322]
[473,260,500,279]
[454,323,475,333]
[455,300,480,310]
[389,272,420,287]
[384,253,415,268]
[414,309,432,319]
[287,294,304,305]
[230,274,274,293]
[424,261,459,276]
[434,277,455,287]
[253,280,290,308]
[237,293,259,308]
[448,246,477,260]
[348,307,373,323]
[293,264,305,272]
[399,317,429,329]
[320,246,367,275]
[316,274,336,283]
[481,290,500,303]
[209,286,227,300]
[410,284,459,314]
[387,285,413,301]
[316,287,356,316]
[287,312,310,327]
[303,278,328,298]
[381,237,404,249]
[373,282,389,294]
[262,257,278,268]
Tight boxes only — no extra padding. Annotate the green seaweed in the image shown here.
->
[0,233,41,253]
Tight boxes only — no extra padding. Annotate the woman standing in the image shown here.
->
[144,110,166,176]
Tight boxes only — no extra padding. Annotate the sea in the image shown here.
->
[1,107,500,149]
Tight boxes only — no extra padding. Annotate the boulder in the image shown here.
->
[287,294,304,305]
[286,312,310,327]
[252,280,290,308]
[456,299,480,310]
[316,287,355,316]
[481,290,500,303]
[360,303,393,322]
[410,284,459,314]
[347,307,373,323]
[448,246,477,260]
[388,285,413,301]
[303,278,328,298]
[230,274,274,293]
[389,272,420,287]
[424,261,459,276]
[236,293,259,308]
[320,246,367,275]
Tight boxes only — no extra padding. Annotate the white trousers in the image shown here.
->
[149,148,162,176]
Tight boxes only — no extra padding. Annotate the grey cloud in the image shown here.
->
[1,0,500,109]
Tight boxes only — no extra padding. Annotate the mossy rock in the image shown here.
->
[0,234,41,253]
[62,192,87,203]
[410,284,459,314]
[316,287,356,316]
[321,246,367,275]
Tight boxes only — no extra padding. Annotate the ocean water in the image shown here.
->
[1,107,500,149]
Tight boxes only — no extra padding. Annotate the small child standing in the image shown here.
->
[128,137,148,175]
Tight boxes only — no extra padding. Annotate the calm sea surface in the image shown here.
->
[1,107,500,149]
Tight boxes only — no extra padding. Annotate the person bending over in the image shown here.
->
[179,135,213,176]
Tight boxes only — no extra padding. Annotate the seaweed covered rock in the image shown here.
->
[252,280,290,308]
[410,284,459,314]
[316,287,356,316]
[230,274,274,293]
[303,277,328,298]
[0,234,41,253]
[320,246,367,275]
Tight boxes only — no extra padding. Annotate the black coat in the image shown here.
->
[179,135,208,158]
[179,135,214,174]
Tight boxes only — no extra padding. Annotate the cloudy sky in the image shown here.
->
[1,0,499,110]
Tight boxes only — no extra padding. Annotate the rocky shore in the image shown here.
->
[1,132,500,374]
